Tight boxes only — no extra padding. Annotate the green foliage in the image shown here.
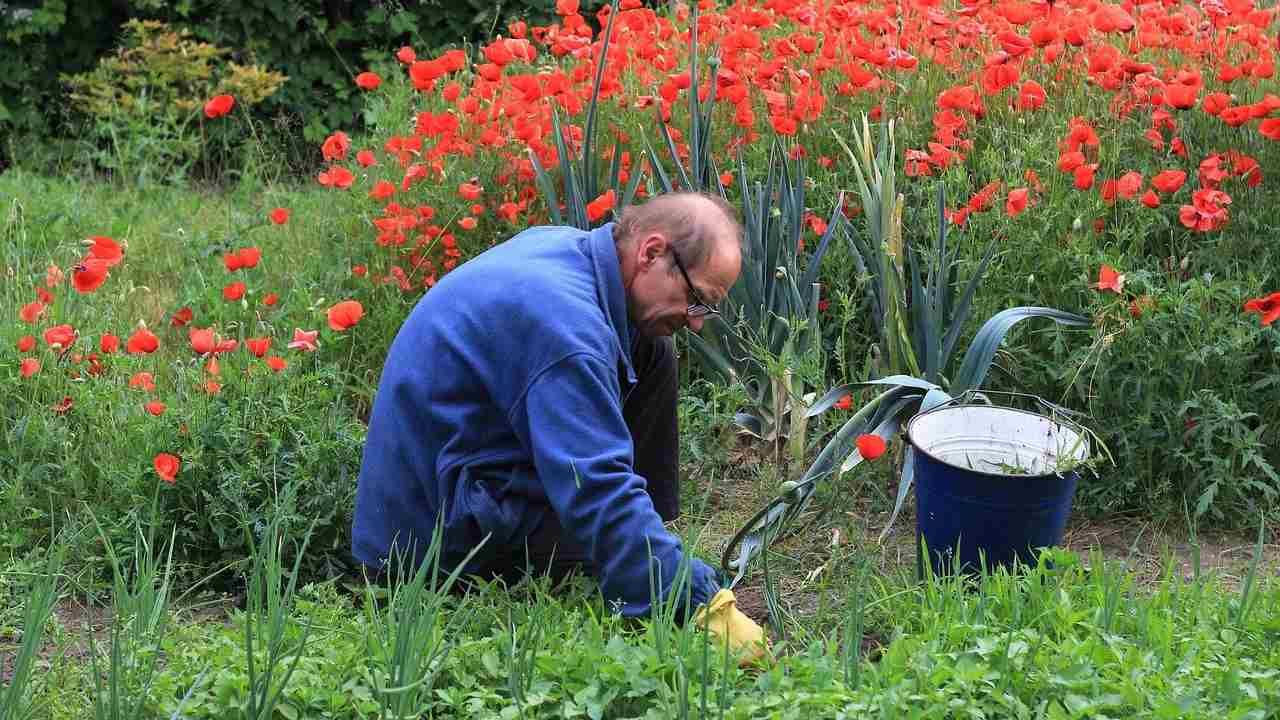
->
[0,540,64,720]
[688,144,842,459]
[0,0,599,173]
[87,513,179,720]
[61,19,287,186]
[721,118,1093,595]
[26,540,1280,719]
[0,172,367,584]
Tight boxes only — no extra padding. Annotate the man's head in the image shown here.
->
[614,192,743,338]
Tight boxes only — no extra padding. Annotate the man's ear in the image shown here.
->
[639,231,667,268]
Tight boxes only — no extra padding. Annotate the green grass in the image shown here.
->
[9,537,1278,719]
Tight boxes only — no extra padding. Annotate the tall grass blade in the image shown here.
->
[0,541,63,720]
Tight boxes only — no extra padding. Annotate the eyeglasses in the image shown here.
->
[669,248,720,318]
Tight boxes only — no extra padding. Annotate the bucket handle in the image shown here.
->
[922,389,1089,427]
[916,388,1097,468]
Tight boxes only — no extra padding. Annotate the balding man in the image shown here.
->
[353,192,759,639]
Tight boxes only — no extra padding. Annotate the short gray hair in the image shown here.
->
[613,191,741,271]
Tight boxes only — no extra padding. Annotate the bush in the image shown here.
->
[62,19,287,186]
[0,0,605,175]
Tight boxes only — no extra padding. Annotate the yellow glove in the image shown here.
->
[692,589,769,666]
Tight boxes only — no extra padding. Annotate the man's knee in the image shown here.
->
[634,334,677,385]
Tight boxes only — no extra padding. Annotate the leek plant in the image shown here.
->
[240,489,316,720]
[87,511,180,720]
[642,0,846,462]
[0,540,64,720]
[722,116,1094,606]
[361,520,485,720]
[528,0,644,230]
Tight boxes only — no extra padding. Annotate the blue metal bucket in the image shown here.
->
[905,404,1089,577]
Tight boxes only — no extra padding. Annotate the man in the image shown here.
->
[353,191,764,655]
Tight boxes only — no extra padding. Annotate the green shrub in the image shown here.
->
[1,0,606,175]
[62,19,287,186]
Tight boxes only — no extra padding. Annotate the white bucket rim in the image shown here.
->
[905,404,1090,479]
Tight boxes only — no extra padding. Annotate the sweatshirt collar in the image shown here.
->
[588,223,637,385]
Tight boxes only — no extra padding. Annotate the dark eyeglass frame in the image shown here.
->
[669,248,720,319]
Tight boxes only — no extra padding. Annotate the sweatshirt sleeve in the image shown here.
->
[510,352,719,618]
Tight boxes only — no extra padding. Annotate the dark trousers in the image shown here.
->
[486,332,681,587]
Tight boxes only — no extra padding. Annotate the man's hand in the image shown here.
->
[692,589,769,666]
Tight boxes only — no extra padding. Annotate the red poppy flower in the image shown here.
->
[204,95,235,118]
[50,396,73,415]
[586,189,616,223]
[270,208,290,225]
[43,324,76,349]
[352,264,367,277]
[1141,190,1160,208]
[356,150,377,168]
[833,394,852,410]
[856,434,887,460]
[72,258,111,294]
[126,328,159,354]
[327,301,364,331]
[322,131,351,162]
[1017,81,1046,111]
[397,46,416,64]
[262,293,279,306]
[19,301,44,323]
[1243,291,1280,326]
[355,72,382,90]
[20,358,40,378]
[1006,188,1030,217]
[1116,171,1143,200]
[223,282,246,301]
[318,167,355,189]
[266,356,288,372]
[144,401,166,416]
[223,253,243,272]
[100,333,119,353]
[1178,188,1232,232]
[246,337,272,357]
[87,236,124,266]
[171,307,193,326]
[202,380,222,395]
[153,453,180,484]
[205,356,220,376]
[1073,164,1098,190]
[1165,84,1198,110]
[129,372,156,392]
[1151,170,1186,193]
[17,335,35,352]
[1259,118,1280,141]
[1092,265,1125,293]
[458,181,483,200]
[189,327,216,355]
[237,247,262,269]
[288,328,319,351]
[369,181,397,200]
[458,216,477,230]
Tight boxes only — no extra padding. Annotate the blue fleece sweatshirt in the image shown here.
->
[352,222,718,617]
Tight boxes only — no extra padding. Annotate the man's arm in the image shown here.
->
[510,352,718,618]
